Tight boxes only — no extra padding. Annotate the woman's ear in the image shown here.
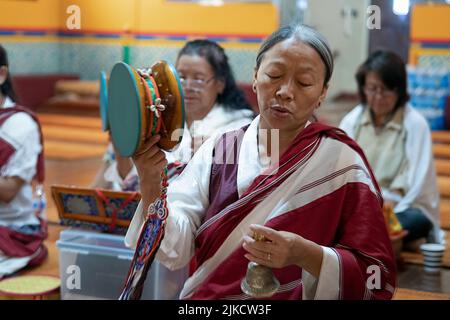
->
[252,71,258,93]
[215,79,225,95]
[317,84,329,108]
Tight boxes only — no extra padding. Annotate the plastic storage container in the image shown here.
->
[56,229,155,300]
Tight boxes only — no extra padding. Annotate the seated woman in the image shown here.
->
[91,39,255,191]
[339,50,443,246]
[125,25,396,300]
[0,44,47,279]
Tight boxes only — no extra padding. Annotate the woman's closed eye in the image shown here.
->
[266,73,282,79]
[298,81,313,87]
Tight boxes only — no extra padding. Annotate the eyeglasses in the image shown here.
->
[179,76,215,91]
[364,85,397,98]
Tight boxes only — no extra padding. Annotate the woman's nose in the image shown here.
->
[183,84,201,94]
[370,93,384,102]
[276,81,294,101]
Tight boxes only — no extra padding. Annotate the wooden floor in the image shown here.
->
[38,112,108,161]
[394,288,450,300]
[44,157,103,222]
[11,109,450,300]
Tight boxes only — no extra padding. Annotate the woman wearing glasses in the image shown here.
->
[168,39,255,162]
[340,50,443,246]
[92,39,255,191]
[91,40,254,299]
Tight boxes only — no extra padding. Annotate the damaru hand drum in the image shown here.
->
[107,61,185,157]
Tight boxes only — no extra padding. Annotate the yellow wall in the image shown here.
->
[0,0,60,30]
[1,0,277,37]
[411,4,450,41]
[59,0,136,33]
[409,4,450,65]
[138,0,277,36]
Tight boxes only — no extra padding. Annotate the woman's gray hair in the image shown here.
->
[256,24,334,86]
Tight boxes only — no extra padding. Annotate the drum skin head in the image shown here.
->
[107,62,143,157]
[107,61,185,157]
[99,71,109,132]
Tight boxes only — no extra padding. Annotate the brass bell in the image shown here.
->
[241,261,280,298]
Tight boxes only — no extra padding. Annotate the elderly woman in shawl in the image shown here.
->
[125,25,397,300]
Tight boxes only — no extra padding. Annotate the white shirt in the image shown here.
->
[168,104,255,164]
[0,97,42,227]
[340,104,443,243]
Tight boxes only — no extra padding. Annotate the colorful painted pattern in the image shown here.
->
[104,198,139,220]
[62,193,98,216]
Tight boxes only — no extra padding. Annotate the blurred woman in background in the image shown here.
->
[340,50,443,246]
[0,44,47,279]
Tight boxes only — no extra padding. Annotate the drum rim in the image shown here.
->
[133,69,150,154]
[168,61,185,136]
[100,71,109,132]
[153,60,185,150]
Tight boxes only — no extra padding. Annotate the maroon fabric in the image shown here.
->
[0,106,45,183]
[189,127,246,275]
[0,109,19,172]
[167,161,187,181]
[0,219,48,269]
[333,247,394,300]
[26,245,48,268]
[194,123,381,269]
[186,123,394,299]
[205,126,248,222]
[191,183,394,300]
[0,138,15,170]
[193,124,323,274]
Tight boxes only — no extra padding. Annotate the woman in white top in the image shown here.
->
[123,25,396,300]
[0,44,47,279]
[91,39,255,191]
[340,50,443,245]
